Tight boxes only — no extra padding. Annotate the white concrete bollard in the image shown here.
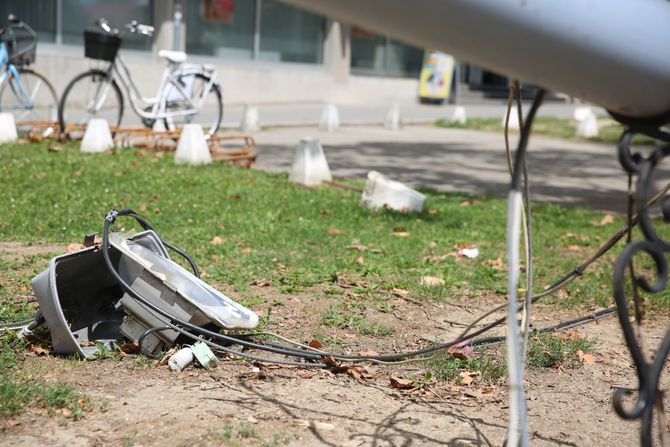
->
[384,102,400,130]
[450,106,467,125]
[174,124,212,165]
[577,111,599,138]
[240,104,260,132]
[319,103,340,132]
[573,106,593,122]
[360,171,426,213]
[502,105,520,130]
[152,119,167,132]
[289,137,332,187]
[0,113,18,143]
[80,118,113,153]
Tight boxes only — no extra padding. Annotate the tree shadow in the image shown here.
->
[257,140,669,213]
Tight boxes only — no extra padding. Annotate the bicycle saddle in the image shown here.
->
[158,50,187,64]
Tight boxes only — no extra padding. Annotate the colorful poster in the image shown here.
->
[418,51,455,101]
[203,0,235,23]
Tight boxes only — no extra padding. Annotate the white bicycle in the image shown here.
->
[58,18,223,139]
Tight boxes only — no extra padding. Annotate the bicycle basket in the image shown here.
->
[84,30,121,62]
[1,27,36,66]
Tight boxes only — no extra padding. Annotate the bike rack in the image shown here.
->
[16,121,257,167]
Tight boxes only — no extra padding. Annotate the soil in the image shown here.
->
[1,242,669,447]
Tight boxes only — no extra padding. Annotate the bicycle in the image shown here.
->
[58,18,223,139]
[0,14,59,130]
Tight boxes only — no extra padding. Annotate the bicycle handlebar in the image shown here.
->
[94,18,154,38]
[1,14,37,62]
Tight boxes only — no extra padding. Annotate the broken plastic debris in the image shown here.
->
[192,341,219,369]
[360,171,426,213]
[458,247,479,259]
[168,346,194,371]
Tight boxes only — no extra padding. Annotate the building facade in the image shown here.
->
[1,0,515,104]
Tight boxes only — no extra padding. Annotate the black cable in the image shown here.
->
[102,210,327,361]
[137,325,172,359]
[100,206,619,366]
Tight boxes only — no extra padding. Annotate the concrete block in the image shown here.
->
[175,124,212,165]
[80,118,113,153]
[289,136,332,186]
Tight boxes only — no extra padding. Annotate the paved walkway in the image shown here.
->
[252,125,667,213]
[221,102,605,128]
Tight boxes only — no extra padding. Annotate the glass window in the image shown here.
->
[386,39,423,78]
[61,0,154,51]
[259,0,324,64]
[351,28,423,78]
[0,0,56,43]
[185,0,255,60]
[350,27,385,74]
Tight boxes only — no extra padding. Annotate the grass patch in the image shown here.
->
[204,421,258,446]
[428,349,506,383]
[321,304,395,337]
[527,334,593,369]
[2,140,669,313]
[435,116,656,145]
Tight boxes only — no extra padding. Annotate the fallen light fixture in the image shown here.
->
[32,216,259,358]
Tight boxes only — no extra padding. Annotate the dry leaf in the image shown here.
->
[420,276,446,287]
[346,244,368,251]
[251,279,270,287]
[567,245,582,252]
[211,236,223,245]
[326,227,343,235]
[357,350,380,357]
[428,208,438,215]
[578,350,597,364]
[392,228,411,237]
[138,204,147,213]
[556,330,581,341]
[459,371,477,386]
[47,143,62,152]
[153,207,161,214]
[240,248,255,254]
[485,257,506,270]
[29,345,50,356]
[356,256,364,265]
[590,214,614,226]
[389,376,415,390]
[308,339,324,349]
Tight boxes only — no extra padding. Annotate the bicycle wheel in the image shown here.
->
[161,73,223,136]
[0,68,59,130]
[58,69,124,140]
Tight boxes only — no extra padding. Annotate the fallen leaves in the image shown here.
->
[392,228,411,237]
[577,350,597,365]
[326,227,343,235]
[389,376,415,390]
[590,214,614,226]
[210,236,223,245]
[250,279,270,287]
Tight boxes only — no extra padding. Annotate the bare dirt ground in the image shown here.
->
[1,243,669,447]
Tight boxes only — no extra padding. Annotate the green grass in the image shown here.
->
[435,116,657,145]
[1,139,668,318]
[527,334,593,369]
[428,348,506,383]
